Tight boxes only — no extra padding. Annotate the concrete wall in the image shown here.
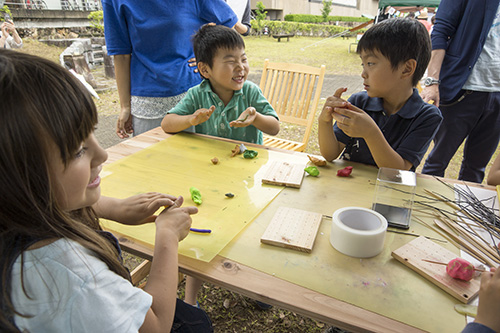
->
[5,0,101,11]
[11,8,93,28]
[9,1,379,30]
[251,0,379,20]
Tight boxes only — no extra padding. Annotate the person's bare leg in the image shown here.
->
[184,275,203,306]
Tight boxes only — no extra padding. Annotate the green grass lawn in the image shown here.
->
[245,35,361,76]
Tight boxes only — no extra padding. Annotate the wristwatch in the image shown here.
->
[424,77,441,86]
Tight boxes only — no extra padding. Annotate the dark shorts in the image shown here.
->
[172,298,213,333]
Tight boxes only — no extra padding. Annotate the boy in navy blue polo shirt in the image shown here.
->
[318,18,442,171]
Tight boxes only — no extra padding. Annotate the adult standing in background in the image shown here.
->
[416,9,431,33]
[102,0,238,138]
[421,0,500,183]
[0,20,22,49]
[429,15,435,35]
[225,0,251,36]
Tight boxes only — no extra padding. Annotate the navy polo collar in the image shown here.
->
[361,88,422,119]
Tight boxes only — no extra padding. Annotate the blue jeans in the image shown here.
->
[422,90,500,183]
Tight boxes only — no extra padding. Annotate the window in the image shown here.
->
[309,0,357,6]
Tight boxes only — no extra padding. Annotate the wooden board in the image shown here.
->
[392,236,480,303]
[260,207,323,253]
[261,161,305,188]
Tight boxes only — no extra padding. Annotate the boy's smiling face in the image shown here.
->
[360,49,405,99]
[201,47,249,101]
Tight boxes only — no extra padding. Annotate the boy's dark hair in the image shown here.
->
[357,18,431,86]
[192,24,245,68]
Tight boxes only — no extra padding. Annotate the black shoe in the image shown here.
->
[255,300,272,310]
[323,327,349,333]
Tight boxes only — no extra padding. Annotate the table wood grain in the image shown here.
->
[104,127,487,333]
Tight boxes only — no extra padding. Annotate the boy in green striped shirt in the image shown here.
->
[161,24,279,144]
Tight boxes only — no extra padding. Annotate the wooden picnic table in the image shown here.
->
[102,127,492,332]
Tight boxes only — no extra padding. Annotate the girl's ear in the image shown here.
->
[197,62,211,79]
[401,59,417,79]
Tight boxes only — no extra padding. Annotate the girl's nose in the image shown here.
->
[95,145,108,165]
[89,134,108,166]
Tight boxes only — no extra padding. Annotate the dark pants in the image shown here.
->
[171,298,213,333]
[422,90,500,183]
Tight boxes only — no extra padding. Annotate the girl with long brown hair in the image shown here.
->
[0,49,211,332]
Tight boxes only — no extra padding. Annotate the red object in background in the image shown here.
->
[337,166,353,177]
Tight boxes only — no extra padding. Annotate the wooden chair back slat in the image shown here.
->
[259,59,326,151]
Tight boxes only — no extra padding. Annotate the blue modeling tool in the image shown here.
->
[190,228,212,234]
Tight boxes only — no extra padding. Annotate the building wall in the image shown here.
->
[251,0,379,20]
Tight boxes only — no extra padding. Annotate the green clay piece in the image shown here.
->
[243,150,258,159]
[454,304,477,317]
[236,115,249,122]
[304,166,320,177]
[189,187,202,205]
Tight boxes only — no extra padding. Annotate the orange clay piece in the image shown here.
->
[446,258,475,281]
[307,155,327,167]
[211,157,219,165]
[231,145,241,157]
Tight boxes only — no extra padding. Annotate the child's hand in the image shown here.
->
[229,107,256,127]
[100,193,179,225]
[319,88,348,123]
[475,267,500,332]
[332,102,378,140]
[190,106,215,126]
[156,196,198,242]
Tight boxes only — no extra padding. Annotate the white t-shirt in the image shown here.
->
[0,32,22,49]
[11,238,152,332]
[462,3,500,92]
[225,0,247,22]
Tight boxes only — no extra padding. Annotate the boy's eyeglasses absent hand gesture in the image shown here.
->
[321,87,378,141]
[189,105,215,126]
[319,87,348,124]
[229,107,256,128]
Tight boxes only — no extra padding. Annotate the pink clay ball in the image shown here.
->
[446,258,474,281]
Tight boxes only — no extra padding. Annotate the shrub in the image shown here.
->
[284,14,372,23]
[254,1,267,36]
[88,10,104,34]
[321,0,332,22]
[0,5,12,22]
[251,20,354,37]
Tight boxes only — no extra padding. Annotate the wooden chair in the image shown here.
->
[259,59,326,152]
